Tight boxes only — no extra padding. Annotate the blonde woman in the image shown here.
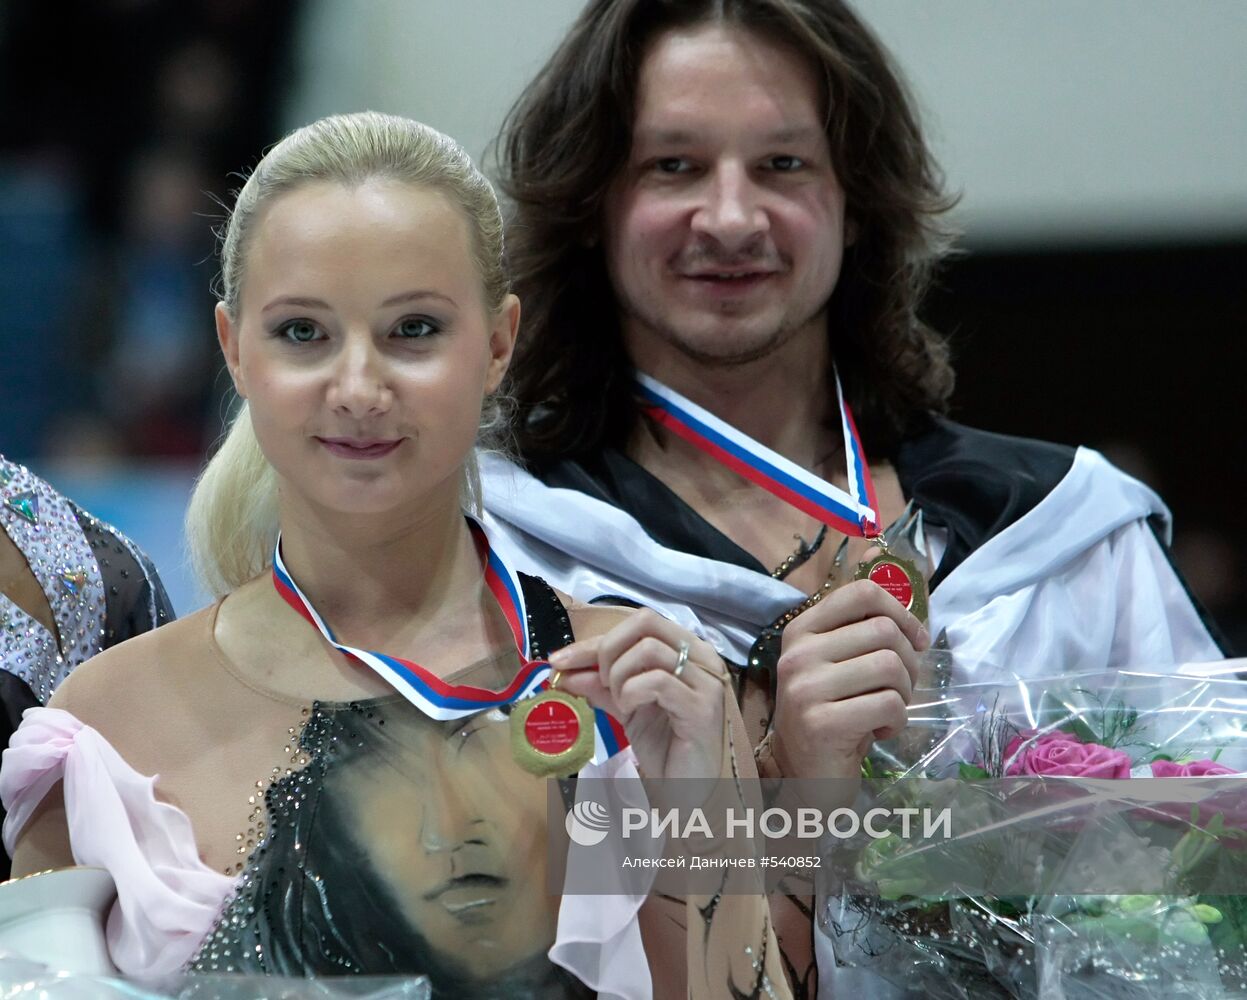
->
[0,113,787,999]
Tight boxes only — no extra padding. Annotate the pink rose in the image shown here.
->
[1004,730,1132,779]
[1150,758,1238,777]
[1147,758,1246,842]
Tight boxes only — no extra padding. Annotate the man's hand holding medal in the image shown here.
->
[635,372,934,785]
[773,575,929,781]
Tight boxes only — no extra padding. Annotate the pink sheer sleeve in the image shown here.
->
[0,707,235,976]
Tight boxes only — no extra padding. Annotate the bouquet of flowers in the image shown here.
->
[820,665,1247,998]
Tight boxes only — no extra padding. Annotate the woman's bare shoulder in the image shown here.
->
[49,604,219,730]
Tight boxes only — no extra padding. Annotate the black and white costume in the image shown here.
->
[481,418,1224,680]
[482,416,1228,997]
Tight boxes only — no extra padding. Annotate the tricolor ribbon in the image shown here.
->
[271,518,628,765]
[636,370,882,538]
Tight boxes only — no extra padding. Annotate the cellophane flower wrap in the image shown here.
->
[818,659,1247,998]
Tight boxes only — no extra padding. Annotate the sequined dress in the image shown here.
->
[189,574,592,996]
[3,571,610,996]
[0,454,173,878]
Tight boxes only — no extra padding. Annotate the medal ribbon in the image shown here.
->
[636,370,882,538]
[271,518,628,764]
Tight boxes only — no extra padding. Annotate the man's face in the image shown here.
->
[338,708,556,980]
[603,24,850,370]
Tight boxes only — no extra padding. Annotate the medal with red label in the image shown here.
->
[271,517,629,776]
[636,369,928,621]
[510,671,597,778]
[853,545,928,622]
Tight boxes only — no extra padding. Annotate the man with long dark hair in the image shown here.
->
[480,1,1226,991]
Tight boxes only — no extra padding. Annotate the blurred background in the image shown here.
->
[0,0,1243,651]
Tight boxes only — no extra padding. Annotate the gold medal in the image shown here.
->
[855,550,929,623]
[511,672,596,778]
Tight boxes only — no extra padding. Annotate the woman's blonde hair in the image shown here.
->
[187,111,513,597]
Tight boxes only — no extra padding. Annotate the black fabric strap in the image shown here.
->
[518,572,575,660]
[71,503,175,644]
[517,573,581,809]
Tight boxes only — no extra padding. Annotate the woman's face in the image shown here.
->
[217,178,518,519]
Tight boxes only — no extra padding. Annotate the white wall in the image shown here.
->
[287,0,1247,247]
[859,1,1247,246]
[287,0,585,168]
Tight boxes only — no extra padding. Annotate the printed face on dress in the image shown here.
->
[216,178,519,519]
[332,708,555,980]
[603,23,851,370]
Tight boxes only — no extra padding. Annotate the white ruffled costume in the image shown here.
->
[479,445,1226,999]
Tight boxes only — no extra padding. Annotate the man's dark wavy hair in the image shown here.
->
[497,0,957,465]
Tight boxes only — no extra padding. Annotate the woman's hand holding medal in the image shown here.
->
[772,577,929,781]
[550,610,729,782]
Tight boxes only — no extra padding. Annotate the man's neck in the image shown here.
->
[623,320,856,592]
[627,322,838,477]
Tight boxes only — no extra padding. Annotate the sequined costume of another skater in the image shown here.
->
[0,454,173,877]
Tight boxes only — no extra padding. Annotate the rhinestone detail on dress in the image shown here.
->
[0,458,107,702]
[189,702,364,974]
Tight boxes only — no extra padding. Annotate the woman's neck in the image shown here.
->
[274,490,487,652]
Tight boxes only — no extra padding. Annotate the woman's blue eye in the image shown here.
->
[395,317,439,339]
[279,320,321,343]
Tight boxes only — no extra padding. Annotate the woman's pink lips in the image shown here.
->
[316,437,402,460]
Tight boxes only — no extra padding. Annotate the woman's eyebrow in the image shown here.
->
[260,290,459,314]
[262,295,331,314]
[381,289,459,309]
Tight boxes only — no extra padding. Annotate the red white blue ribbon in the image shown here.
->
[271,518,628,764]
[636,370,881,537]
